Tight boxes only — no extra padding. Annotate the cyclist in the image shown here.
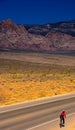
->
[60,111,66,126]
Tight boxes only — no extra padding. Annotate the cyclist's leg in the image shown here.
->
[60,116,63,125]
[63,117,65,124]
[60,116,62,124]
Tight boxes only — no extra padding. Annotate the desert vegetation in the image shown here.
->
[0,52,75,106]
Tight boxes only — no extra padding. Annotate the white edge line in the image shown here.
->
[27,112,75,130]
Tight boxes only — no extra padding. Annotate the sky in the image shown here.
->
[0,0,75,24]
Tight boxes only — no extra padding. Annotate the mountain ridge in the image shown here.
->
[24,20,75,36]
[0,19,75,52]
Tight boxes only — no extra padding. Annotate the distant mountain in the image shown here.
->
[24,20,75,36]
[0,19,75,52]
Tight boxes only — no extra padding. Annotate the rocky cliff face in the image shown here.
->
[46,32,75,51]
[0,19,75,52]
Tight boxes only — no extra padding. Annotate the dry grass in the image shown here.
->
[0,52,75,106]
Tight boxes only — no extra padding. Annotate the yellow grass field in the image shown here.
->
[0,52,75,106]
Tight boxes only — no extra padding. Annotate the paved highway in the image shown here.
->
[0,93,75,130]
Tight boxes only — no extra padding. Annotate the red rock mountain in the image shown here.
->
[0,19,75,52]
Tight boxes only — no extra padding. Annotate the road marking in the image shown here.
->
[27,112,75,130]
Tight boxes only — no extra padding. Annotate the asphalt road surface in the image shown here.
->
[0,93,75,130]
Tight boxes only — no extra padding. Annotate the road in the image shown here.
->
[0,93,75,130]
[30,113,75,130]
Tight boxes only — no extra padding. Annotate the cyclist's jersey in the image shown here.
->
[60,112,66,118]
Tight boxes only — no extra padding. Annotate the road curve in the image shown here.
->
[0,93,75,130]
